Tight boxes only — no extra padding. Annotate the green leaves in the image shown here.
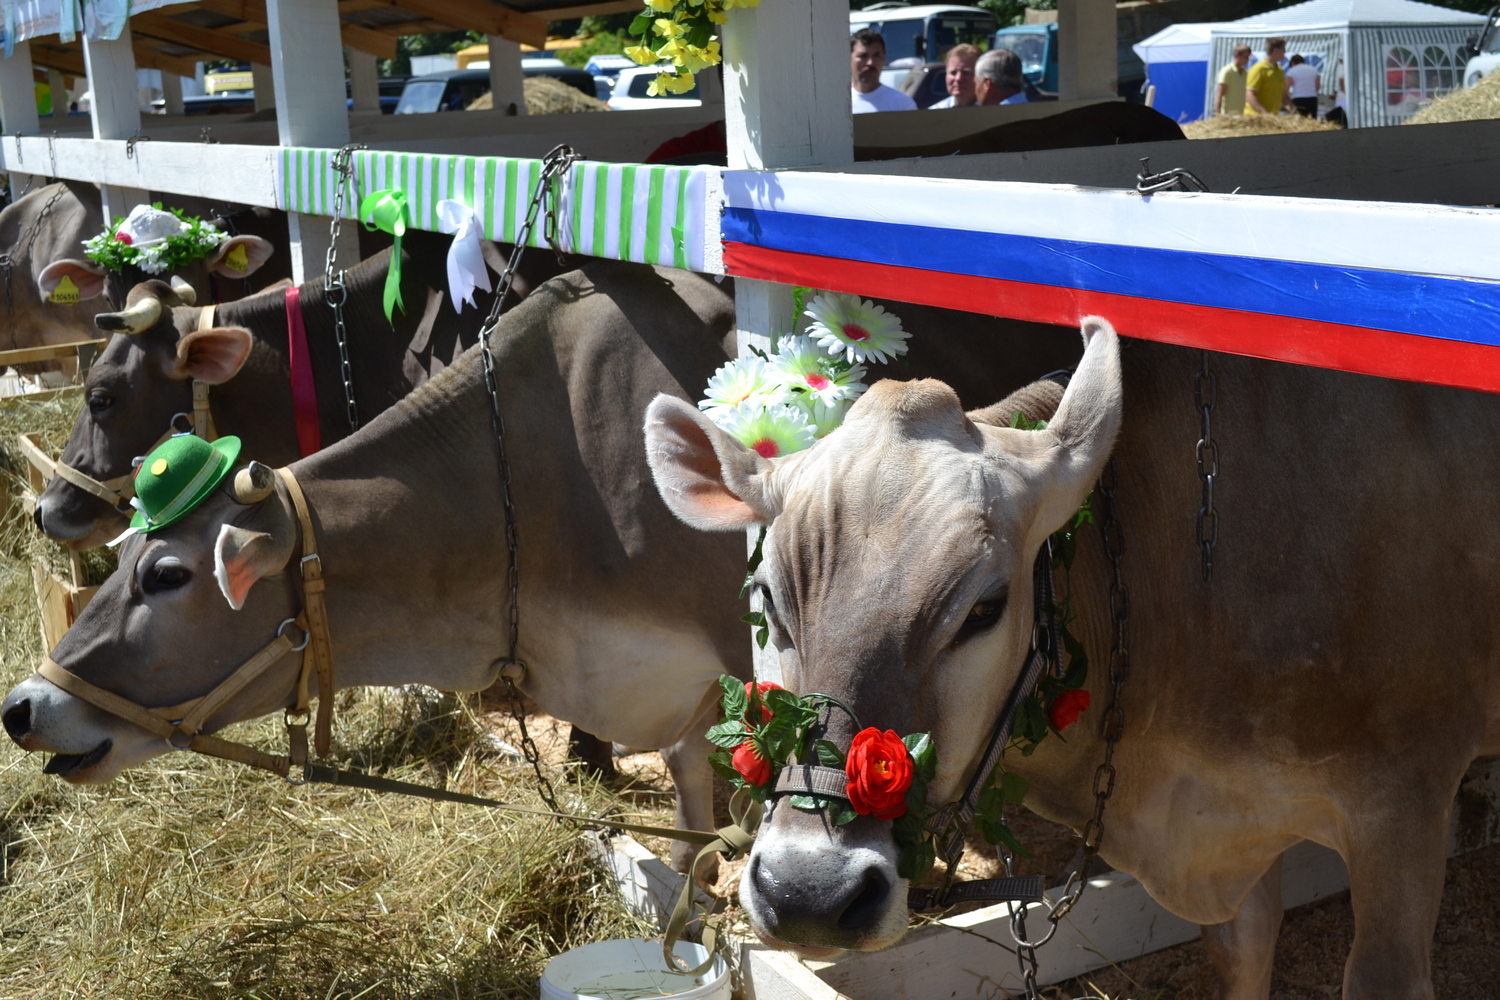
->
[828,799,859,827]
[897,837,936,881]
[1009,410,1049,431]
[706,720,750,749]
[814,739,846,768]
[740,611,769,649]
[740,525,766,598]
[902,733,937,783]
[999,769,1029,804]
[718,674,747,721]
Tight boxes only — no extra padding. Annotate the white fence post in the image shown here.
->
[0,42,41,196]
[82,30,149,220]
[487,36,528,116]
[160,72,184,117]
[266,0,358,283]
[348,49,379,115]
[1058,0,1118,101]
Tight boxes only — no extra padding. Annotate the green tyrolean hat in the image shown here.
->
[124,433,242,535]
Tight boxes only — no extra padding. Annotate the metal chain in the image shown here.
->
[1003,459,1130,1000]
[3,183,68,350]
[1194,350,1218,582]
[325,143,365,435]
[479,144,579,816]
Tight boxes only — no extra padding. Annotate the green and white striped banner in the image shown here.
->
[277,148,709,272]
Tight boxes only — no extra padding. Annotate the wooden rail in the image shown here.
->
[0,339,107,369]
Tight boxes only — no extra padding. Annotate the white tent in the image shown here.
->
[1132,23,1229,122]
[1207,0,1487,128]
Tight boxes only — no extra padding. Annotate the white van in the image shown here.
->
[1464,5,1500,87]
[848,3,997,63]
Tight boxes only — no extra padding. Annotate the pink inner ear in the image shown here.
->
[647,403,762,531]
[175,328,252,384]
[220,558,260,610]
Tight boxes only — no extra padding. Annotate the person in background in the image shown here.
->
[1285,54,1320,117]
[1214,44,1251,115]
[974,48,1029,105]
[929,43,981,108]
[1326,64,1348,126]
[851,28,918,113]
[1245,37,1288,115]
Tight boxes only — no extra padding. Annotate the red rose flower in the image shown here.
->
[745,680,782,725]
[114,231,132,245]
[844,727,914,820]
[732,740,771,786]
[1048,689,1091,731]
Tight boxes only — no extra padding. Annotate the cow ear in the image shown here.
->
[1022,316,1123,542]
[214,522,292,610]
[207,235,274,278]
[168,327,252,384]
[644,394,781,531]
[37,259,108,304]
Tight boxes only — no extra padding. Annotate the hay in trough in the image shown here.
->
[1407,72,1500,125]
[467,77,609,115]
[1182,112,1341,139]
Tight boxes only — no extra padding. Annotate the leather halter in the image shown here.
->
[36,464,334,779]
[48,305,220,514]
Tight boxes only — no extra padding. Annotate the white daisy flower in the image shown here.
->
[791,394,855,438]
[699,356,778,413]
[805,292,911,366]
[711,401,817,458]
[767,335,868,405]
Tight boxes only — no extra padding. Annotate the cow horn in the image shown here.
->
[232,462,276,504]
[94,295,162,335]
[169,275,197,306]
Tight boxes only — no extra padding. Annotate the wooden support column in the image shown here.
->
[722,0,852,681]
[82,30,149,220]
[160,72,184,116]
[47,68,69,115]
[266,0,358,283]
[0,42,42,195]
[1058,0,1117,101]
[348,48,379,114]
[487,35,527,116]
[251,62,275,113]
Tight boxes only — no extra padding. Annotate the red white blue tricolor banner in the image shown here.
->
[718,171,1500,394]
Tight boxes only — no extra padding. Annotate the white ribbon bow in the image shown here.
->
[436,199,493,313]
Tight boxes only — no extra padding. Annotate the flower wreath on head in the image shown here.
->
[83,203,226,275]
[700,296,1098,881]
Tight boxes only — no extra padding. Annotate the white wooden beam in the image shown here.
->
[81,30,148,220]
[348,48,379,115]
[487,35,527,117]
[0,41,43,196]
[266,0,357,282]
[1057,0,1117,101]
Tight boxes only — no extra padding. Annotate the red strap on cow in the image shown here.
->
[284,286,321,457]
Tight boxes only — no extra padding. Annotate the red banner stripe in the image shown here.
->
[723,242,1500,396]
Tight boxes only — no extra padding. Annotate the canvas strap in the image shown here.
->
[284,286,321,458]
[192,305,218,441]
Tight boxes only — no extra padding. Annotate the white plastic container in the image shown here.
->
[539,938,730,1000]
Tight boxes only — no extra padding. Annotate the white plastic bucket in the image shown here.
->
[539,938,730,1000]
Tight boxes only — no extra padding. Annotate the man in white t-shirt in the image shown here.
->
[1285,54,1321,117]
[851,28,918,113]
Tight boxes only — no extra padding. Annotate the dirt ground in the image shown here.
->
[486,710,1500,1000]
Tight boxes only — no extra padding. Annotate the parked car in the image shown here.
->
[991,22,1058,94]
[395,66,596,114]
[850,3,996,63]
[586,53,638,104]
[886,61,949,108]
[607,66,702,110]
[346,76,407,114]
[1464,4,1500,87]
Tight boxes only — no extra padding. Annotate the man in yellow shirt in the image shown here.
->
[1214,44,1251,114]
[1245,37,1288,115]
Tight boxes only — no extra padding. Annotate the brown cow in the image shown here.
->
[645,320,1500,998]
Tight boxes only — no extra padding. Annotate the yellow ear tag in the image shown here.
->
[49,274,81,305]
[222,242,249,273]
[151,458,168,476]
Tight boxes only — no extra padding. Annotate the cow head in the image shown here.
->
[32,279,253,548]
[643,318,1121,953]
[36,234,273,311]
[2,462,304,782]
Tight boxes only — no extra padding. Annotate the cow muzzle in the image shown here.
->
[0,675,156,783]
[739,799,909,954]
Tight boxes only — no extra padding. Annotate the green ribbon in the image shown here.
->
[358,189,407,323]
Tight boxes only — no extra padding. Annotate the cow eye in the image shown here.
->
[145,558,192,593]
[87,392,114,413]
[961,593,1007,634]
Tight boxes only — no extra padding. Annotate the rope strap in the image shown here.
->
[773,763,850,800]
[663,787,763,976]
[50,460,134,510]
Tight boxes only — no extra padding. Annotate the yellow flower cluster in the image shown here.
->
[624,0,758,96]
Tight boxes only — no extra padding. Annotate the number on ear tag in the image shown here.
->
[223,242,248,273]
[49,274,81,305]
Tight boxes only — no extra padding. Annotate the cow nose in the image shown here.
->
[2,697,31,743]
[751,856,891,941]
[32,502,44,531]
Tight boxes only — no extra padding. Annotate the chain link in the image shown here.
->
[3,183,68,351]
[1194,350,1218,582]
[325,143,365,435]
[1003,459,1130,999]
[479,145,579,816]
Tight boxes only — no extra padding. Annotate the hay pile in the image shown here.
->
[1182,112,1341,139]
[0,394,653,1000]
[1408,71,1500,125]
[467,77,609,115]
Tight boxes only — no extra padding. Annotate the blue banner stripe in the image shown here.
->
[723,208,1500,347]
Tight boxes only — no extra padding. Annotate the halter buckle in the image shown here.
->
[167,725,194,750]
[277,617,310,651]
